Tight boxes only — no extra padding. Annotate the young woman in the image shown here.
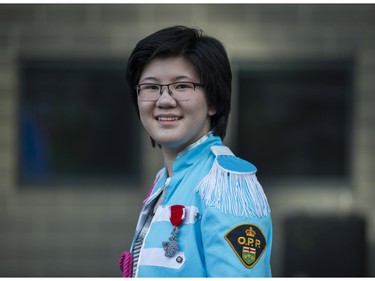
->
[119,25,272,277]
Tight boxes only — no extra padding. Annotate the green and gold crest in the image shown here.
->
[225,224,267,268]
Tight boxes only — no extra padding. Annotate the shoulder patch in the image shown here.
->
[217,155,257,173]
[225,224,267,268]
[211,146,256,173]
[195,146,270,217]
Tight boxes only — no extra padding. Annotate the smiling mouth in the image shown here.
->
[157,116,182,121]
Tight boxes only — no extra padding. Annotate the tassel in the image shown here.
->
[195,158,270,218]
[119,251,133,278]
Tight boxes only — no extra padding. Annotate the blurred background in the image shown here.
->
[0,3,374,277]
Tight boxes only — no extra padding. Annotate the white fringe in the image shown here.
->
[195,159,270,218]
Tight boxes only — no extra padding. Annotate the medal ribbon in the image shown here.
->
[170,205,186,227]
[162,205,186,257]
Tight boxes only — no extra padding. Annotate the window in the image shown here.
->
[235,60,353,185]
[18,59,139,187]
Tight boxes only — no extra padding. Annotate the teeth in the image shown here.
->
[158,116,180,121]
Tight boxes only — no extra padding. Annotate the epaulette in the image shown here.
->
[195,146,270,218]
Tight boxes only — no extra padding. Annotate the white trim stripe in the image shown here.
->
[210,146,234,157]
[138,248,185,269]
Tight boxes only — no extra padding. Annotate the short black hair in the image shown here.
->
[126,25,232,142]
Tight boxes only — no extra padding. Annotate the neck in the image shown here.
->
[161,131,214,177]
[162,148,179,177]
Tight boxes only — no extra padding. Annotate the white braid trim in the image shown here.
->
[195,159,270,218]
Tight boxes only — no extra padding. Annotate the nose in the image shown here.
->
[156,85,177,107]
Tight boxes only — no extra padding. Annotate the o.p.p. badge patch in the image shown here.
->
[224,224,266,268]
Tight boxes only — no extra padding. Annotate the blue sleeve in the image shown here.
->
[201,206,272,277]
[194,149,273,277]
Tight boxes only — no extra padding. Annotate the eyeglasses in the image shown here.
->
[136,81,204,101]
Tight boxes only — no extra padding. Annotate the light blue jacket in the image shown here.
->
[128,133,272,277]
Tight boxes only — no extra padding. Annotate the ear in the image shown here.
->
[208,106,217,116]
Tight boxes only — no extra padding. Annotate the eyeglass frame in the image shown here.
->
[135,81,204,101]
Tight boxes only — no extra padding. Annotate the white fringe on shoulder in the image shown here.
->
[195,159,270,218]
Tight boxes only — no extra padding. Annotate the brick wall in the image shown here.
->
[0,4,374,276]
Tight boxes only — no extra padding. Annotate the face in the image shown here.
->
[137,56,216,153]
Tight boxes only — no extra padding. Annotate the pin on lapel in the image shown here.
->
[162,205,186,257]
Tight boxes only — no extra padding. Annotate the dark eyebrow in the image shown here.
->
[173,75,193,81]
[139,77,158,83]
[139,75,194,84]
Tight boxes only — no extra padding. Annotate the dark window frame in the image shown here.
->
[232,59,354,187]
[18,58,140,188]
